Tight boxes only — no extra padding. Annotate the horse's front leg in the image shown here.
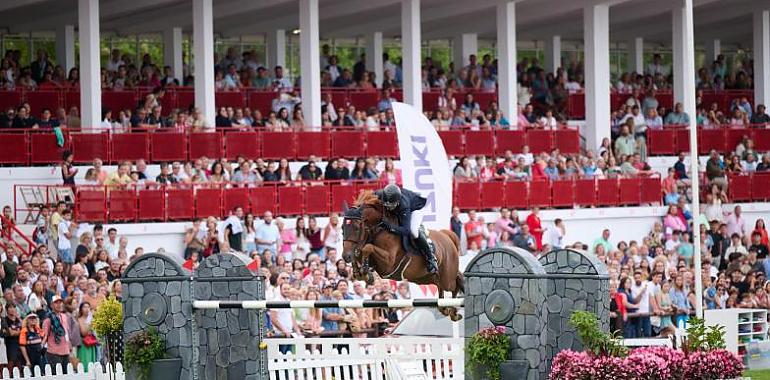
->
[358,244,377,284]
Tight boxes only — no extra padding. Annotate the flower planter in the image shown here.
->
[127,358,182,380]
[469,360,528,380]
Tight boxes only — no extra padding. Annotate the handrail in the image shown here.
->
[0,213,36,256]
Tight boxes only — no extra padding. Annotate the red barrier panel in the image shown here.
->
[76,189,106,222]
[195,188,223,218]
[215,92,245,110]
[597,178,620,206]
[526,130,553,154]
[348,92,378,111]
[156,91,177,116]
[0,134,28,165]
[323,91,347,109]
[495,130,526,155]
[63,90,80,111]
[331,184,357,214]
[647,130,677,155]
[726,128,750,153]
[551,180,575,207]
[422,93,439,112]
[752,173,770,201]
[464,131,495,156]
[138,189,165,221]
[305,185,330,215]
[224,131,261,160]
[575,179,597,206]
[0,91,22,110]
[657,93,674,110]
[474,92,498,109]
[454,181,480,210]
[355,181,380,196]
[674,129,690,153]
[278,186,304,215]
[365,131,399,158]
[30,133,64,164]
[71,133,109,163]
[249,186,277,214]
[151,132,187,162]
[567,93,585,119]
[176,90,195,111]
[102,91,137,114]
[640,177,662,205]
[224,187,250,213]
[247,92,275,114]
[728,174,752,202]
[26,91,60,115]
[438,131,463,156]
[189,132,223,160]
[504,181,528,209]
[167,189,194,220]
[262,132,296,160]
[554,130,579,155]
[697,129,725,154]
[331,131,365,158]
[107,190,137,222]
[297,132,331,159]
[112,133,150,163]
[480,181,505,209]
[619,178,642,205]
[528,180,551,208]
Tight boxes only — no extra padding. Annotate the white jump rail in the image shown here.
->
[0,362,125,380]
[192,298,465,310]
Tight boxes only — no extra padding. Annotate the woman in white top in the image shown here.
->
[26,280,47,314]
[323,214,341,252]
[244,214,257,254]
[437,88,457,111]
[99,109,114,133]
[538,110,559,130]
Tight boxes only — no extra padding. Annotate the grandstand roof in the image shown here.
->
[0,0,761,44]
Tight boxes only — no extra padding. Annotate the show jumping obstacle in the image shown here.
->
[121,247,609,380]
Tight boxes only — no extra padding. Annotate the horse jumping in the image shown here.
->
[341,190,464,321]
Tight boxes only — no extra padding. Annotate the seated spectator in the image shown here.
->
[664,103,690,125]
[750,104,770,125]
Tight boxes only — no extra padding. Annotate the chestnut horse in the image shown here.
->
[341,191,463,321]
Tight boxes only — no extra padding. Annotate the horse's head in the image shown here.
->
[341,191,384,276]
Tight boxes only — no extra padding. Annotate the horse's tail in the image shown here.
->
[442,229,460,251]
[455,272,465,295]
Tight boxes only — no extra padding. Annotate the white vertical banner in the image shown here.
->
[392,102,452,231]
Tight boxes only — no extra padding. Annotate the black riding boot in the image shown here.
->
[416,228,438,274]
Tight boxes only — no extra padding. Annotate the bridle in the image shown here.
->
[343,206,386,277]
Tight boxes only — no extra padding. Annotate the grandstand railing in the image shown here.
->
[13,176,668,223]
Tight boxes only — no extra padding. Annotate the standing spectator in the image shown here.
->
[41,296,72,373]
[323,214,341,254]
[630,271,652,337]
[60,150,77,186]
[526,208,544,251]
[512,225,536,253]
[76,302,98,367]
[57,209,74,270]
[754,219,769,246]
[725,205,747,238]
[1,304,23,370]
[256,211,280,254]
[224,206,245,253]
[19,314,44,370]
[464,210,484,249]
[278,218,296,261]
[545,219,565,250]
[270,283,302,353]
[450,207,463,241]
[593,229,613,253]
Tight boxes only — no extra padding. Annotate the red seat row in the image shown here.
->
[647,127,770,156]
[565,90,753,119]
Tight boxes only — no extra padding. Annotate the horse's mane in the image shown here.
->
[354,190,382,209]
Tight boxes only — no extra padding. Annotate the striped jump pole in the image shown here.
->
[192,298,464,310]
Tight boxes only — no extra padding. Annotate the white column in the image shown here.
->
[55,24,76,72]
[544,35,562,74]
[366,31,384,87]
[584,3,610,152]
[705,39,721,62]
[497,0,517,119]
[300,0,321,126]
[401,0,422,111]
[628,37,644,75]
[193,0,215,127]
[163,26,184,83]
[754,10,770,107]
[78,0,101,131]
[452,33,477,70]
[672,5,695,117]
[267,29,286,70]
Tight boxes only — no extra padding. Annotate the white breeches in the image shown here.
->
[410,209,423,238]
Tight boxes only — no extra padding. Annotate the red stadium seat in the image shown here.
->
[109,189,137,222]
[454,181,480,211]
[348,92,378,111]
[674,129,690,153]
[618,178,642,205]
[71,133,109,163]
[647,130,677,155]
[0,133,28,165]
[596,178,620,206]
[166,189,194,221]
[574,179,597,206]
[330,184,357,214]
[215,92,245,111]
[526,130,553,154]
[246,91,275,115]
[249,186,277,215]
[640,177,662,205]
[112,132,150,163]
[195,188,223,218]
[297,131,331,160]
[752,173,770,201]
[504,181,528,209]
[366,131,399,158]
[480,181,505,210]
[151,132,187,162]
[224,131,261,160]
[262,132,296,160]
[697,129,726,154]
[76,189,106,222]
[138,189,165,221]
[224,187,250,214]
[528,180,551,208]
[728,174,751,202]
[438,130,463,156]
[278,186,304,215]
[495,130,526,155]
[331,131,365,158]
[551,180,575,208]
[305,184,330,215]
[189,132,223,160]
[26,91,61,116]
[464,131,495,156]
[30,133,64,164]
[554,130,579,155]
[102,91,138,115]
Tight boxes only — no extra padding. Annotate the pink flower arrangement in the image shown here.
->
[549,346,743,380]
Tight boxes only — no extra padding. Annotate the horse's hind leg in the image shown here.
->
[437,285,462,322]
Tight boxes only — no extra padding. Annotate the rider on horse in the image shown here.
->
[376,184,438,274]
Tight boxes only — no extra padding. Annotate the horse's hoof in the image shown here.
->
[450,313,463,322]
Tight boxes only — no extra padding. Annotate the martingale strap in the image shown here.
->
[382,255,412,281]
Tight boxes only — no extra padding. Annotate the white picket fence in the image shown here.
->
[0,362,125,380]
[266,337,464,380]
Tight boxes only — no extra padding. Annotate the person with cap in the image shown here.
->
[41,295,72,373]
[19,313,44,370]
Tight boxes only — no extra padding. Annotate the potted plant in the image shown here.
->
[466,326,511,380]
[124,328,181,380]
[92,296,124,368]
